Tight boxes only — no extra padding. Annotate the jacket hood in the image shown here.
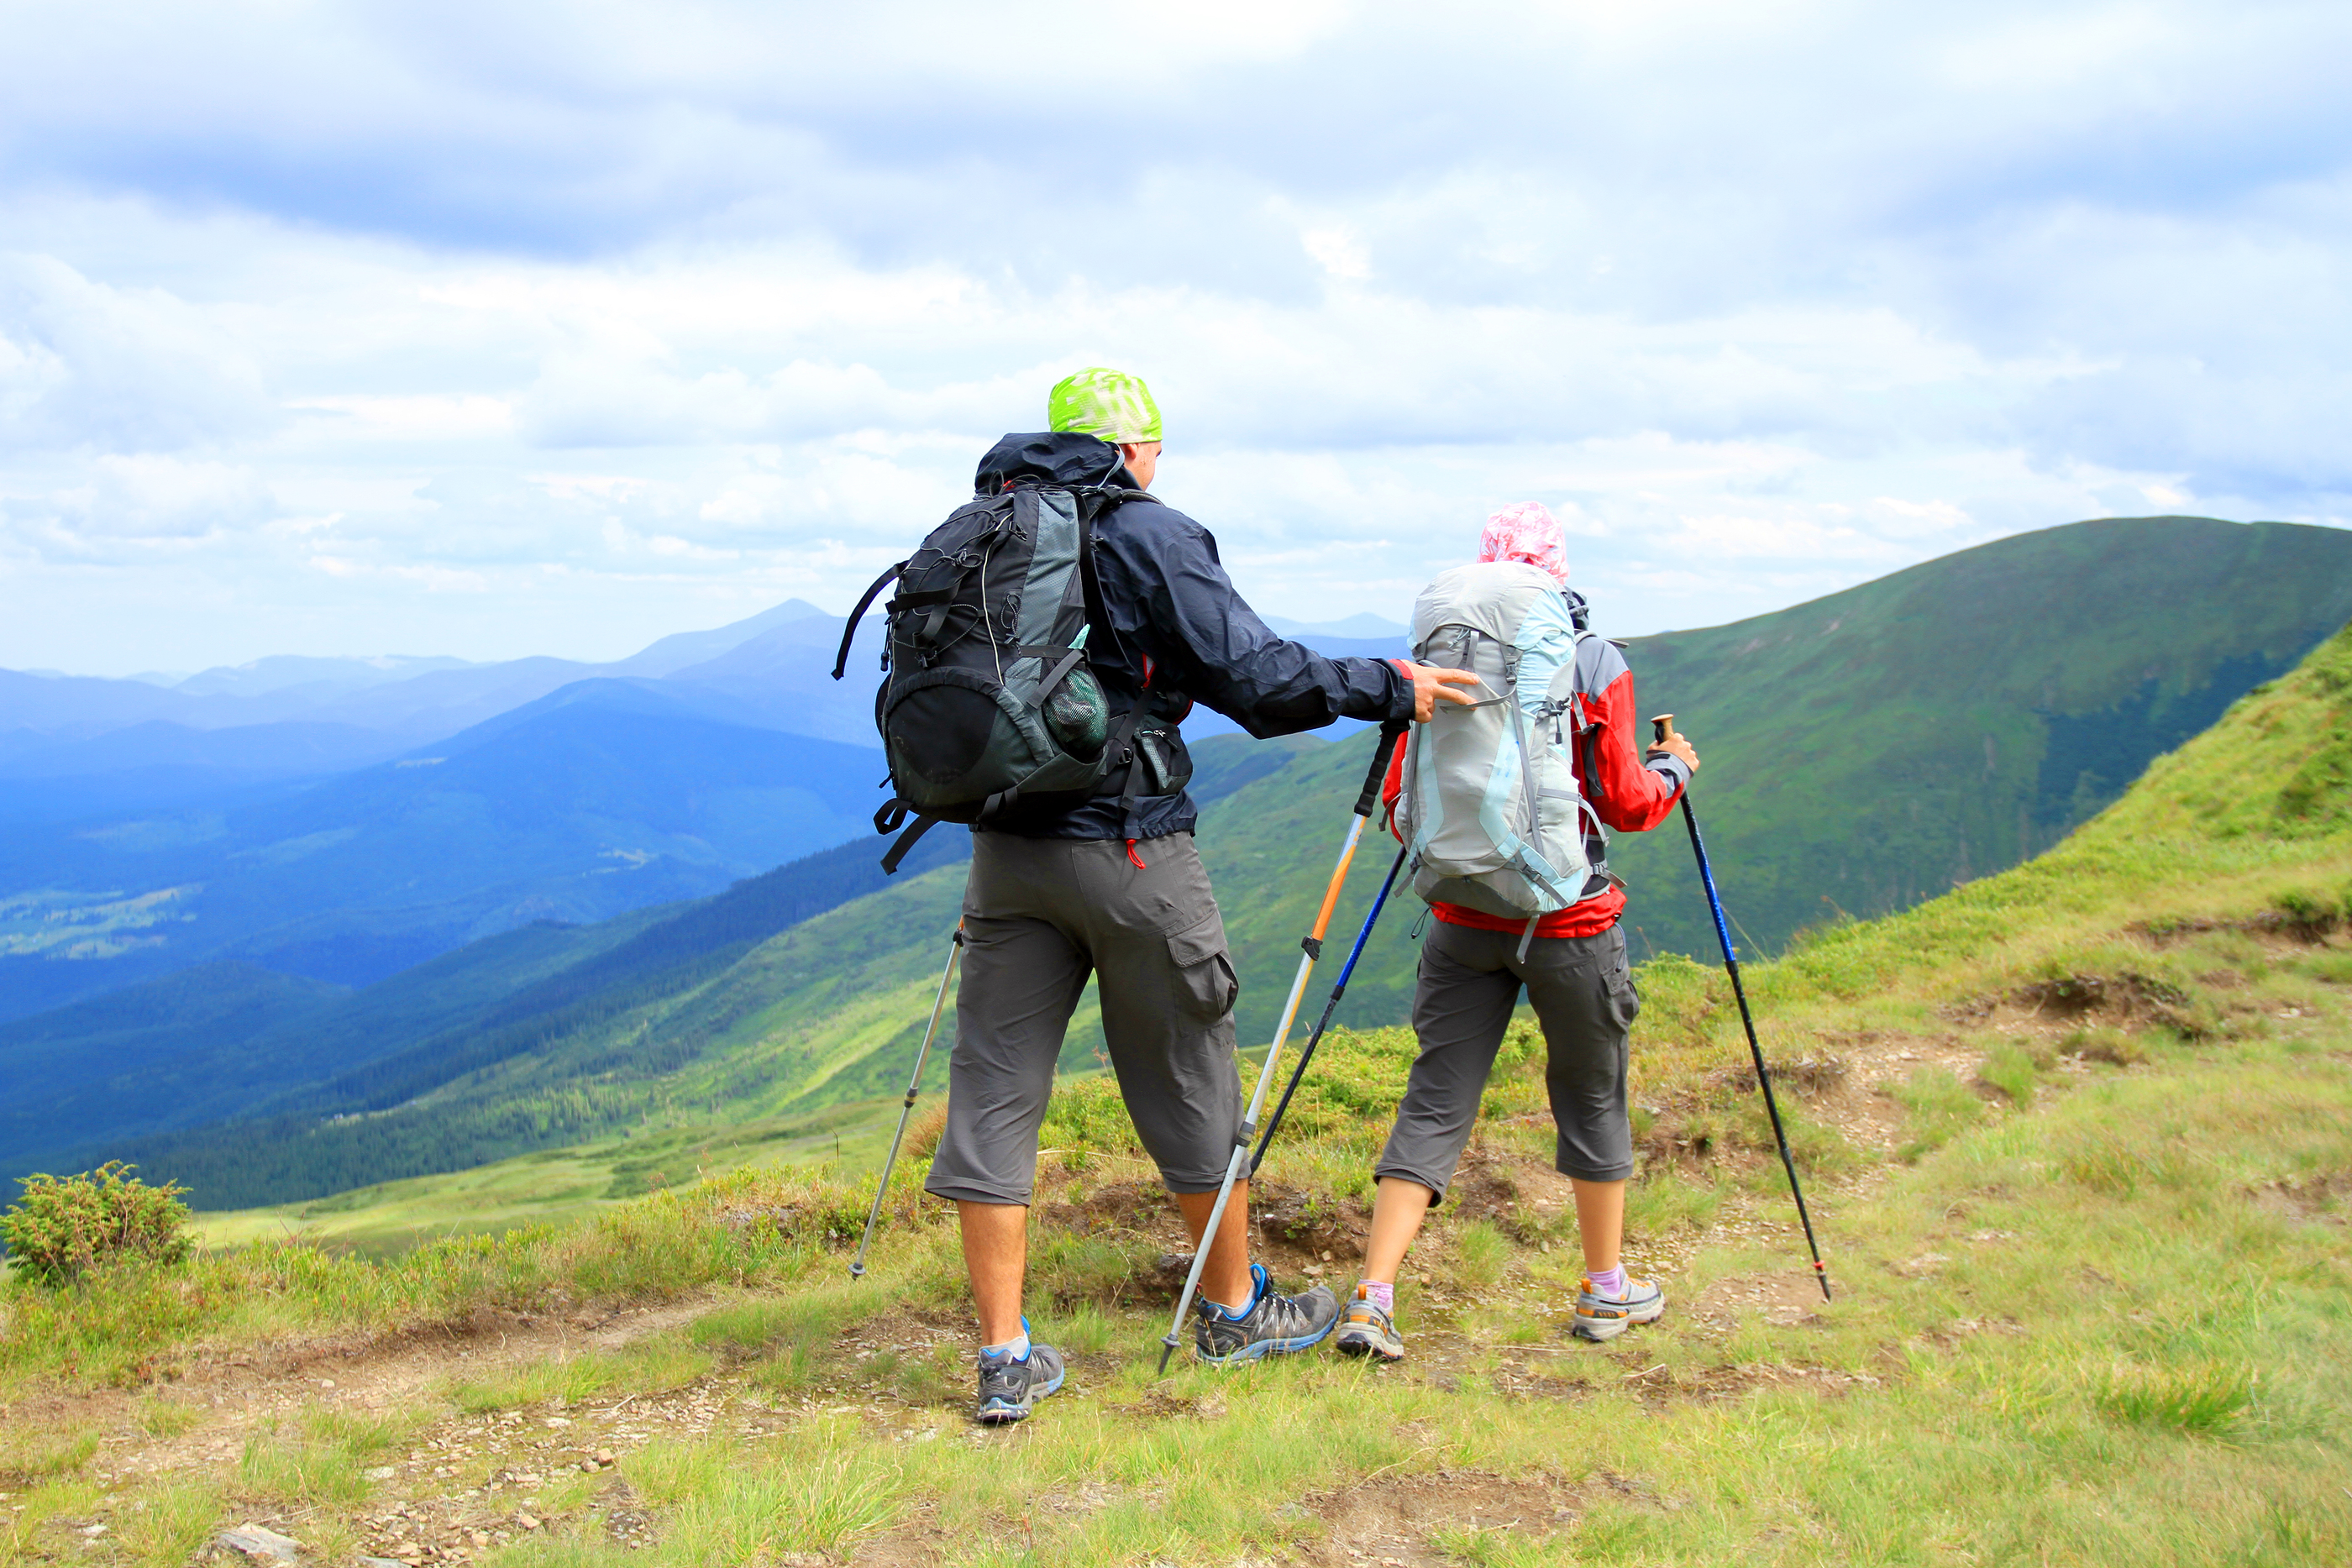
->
[974,431,1134,494]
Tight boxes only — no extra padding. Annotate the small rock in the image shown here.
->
[592,1450,616,1466]
[81,1523,108,1538]
[543,1418,571,1428]
[318,1379,335,1389]
[517,1514,542,1531]
[362,1467,396,1481]
[578,1460,599,1474]
[216,1523,303,1562]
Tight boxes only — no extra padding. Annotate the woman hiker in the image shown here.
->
[1333,502,1701,1361]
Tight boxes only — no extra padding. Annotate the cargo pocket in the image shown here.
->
[1168,910,1240,1024]
[1604,957,1642,1030]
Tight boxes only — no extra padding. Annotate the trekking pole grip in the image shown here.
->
[1650,712,1677,748]
[1355,720,1408,819]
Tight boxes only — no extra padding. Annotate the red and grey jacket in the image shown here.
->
[1382,634,1688,939]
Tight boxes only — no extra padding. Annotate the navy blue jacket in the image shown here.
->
[973,432,1415,840]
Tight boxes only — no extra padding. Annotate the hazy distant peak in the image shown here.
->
[1263,612,1410,640]
[174,654,476,699]
[606,599,836,678]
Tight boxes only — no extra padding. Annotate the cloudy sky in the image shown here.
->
[2,0,2345,674]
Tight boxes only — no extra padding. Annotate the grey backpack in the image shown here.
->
[1394,562,1610,943]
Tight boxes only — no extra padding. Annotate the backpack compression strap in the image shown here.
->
[830,559,909,680]
[874,788,1027,875]
[879,814,939,875]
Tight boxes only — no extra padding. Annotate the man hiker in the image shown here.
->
[1332,501,1701,1362]
[922,367,1478,1423]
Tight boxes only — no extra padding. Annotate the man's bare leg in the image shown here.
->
[1173,1182,1256,1310]
[958,1200,1029,1345]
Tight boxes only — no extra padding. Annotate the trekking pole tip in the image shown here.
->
[848,1261,865,1279]
[1156,1338,1179,1377]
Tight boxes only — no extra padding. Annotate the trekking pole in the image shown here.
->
[848,922,964,1280]
[1157,720,1409,1372]
[1651,715,1831,1302]
[1249,841,1410,1176]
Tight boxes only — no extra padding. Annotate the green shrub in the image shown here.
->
[1,1163,192,1286]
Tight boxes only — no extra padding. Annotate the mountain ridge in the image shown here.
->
[13,515,2352,1210]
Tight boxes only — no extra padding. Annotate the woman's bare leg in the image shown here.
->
[1361,1176,1438,1282]
[1570,1176,1626,1276]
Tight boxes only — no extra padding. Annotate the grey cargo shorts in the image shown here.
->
[1376,918,1641,1197]
[923,831,1244,1207]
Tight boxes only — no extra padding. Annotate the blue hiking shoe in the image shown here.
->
[1193,1263,1340,1365]
[974,1323,1066,1424]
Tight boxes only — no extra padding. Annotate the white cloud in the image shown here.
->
[0,0,2344,672]
[3,454,275,560]
[0,254,275,453]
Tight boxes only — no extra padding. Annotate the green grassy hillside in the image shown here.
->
[4,576,2347,1568]
[1609,514,2352,957]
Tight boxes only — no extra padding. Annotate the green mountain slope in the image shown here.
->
[1608,515,2352,957]
[195,586,2352,1259]
[60,515,2352,1213]
[60,742,1299,1207]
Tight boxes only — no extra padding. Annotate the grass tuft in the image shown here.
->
[2095,1360,2258,1435]
[1978,1041,2042,1107]
[1452,1219,1512,1291]
[1893,1067,1984,1160]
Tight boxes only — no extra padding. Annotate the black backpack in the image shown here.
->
[832,480,1139,871]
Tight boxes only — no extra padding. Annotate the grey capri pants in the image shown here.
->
[924,830,1244,1207]
[1374,918,1641,1196]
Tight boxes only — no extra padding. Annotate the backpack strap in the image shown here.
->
[1105,709,1147,843]
[1071,485,1138,665]
[879,814,939,875]
[831,559,908,680]
[1071,484,1160,844]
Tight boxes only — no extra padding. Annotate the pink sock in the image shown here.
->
[1357,1279,1395,1314]
[1586,1265,1626,1298]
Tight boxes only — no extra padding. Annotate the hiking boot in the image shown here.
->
[974,1335,1066,1424]
[1193,1263,1340,1365]
[1572,1272,1666,1342]
[1333,1284,1404,1363]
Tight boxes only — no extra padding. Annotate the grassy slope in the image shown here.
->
[3,621,2347,1565]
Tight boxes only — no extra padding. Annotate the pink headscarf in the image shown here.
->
[1478,501,1569,585]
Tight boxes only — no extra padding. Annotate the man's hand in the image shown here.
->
[1405,662,1482,721]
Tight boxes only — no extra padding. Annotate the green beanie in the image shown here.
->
[1047,366,1163,444]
